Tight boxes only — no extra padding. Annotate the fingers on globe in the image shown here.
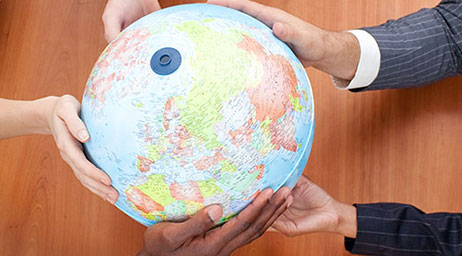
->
[209,187,290,255]
[170,204,223,245]
[208,0,279,28]
[54,117,115,202]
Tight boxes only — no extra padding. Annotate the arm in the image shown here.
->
[355,0,462,91]
[0,96,118,203]
[209,0,462,91]
[271,175,462,255]
[207,0,360,83]
[0,97,55,139]
[346,203,462,255]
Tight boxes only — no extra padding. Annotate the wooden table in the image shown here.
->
[1,0,460,255]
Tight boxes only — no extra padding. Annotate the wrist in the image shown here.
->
[333,202,357,238]
[31,96,58,135]
[313,31,360,81]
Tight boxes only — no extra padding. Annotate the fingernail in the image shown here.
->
[106,193,117,204]
[207,205,222,222]
[78,129,89,141]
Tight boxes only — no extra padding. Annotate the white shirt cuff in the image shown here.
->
[333,29,381,90]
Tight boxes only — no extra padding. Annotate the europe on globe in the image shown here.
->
[81,3,315,226]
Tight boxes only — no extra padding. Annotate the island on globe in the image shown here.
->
[81,3,315,226]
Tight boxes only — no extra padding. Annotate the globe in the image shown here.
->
[81,3,314,226]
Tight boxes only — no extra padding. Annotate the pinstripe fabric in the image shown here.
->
[352,0,462,91]
[345,204,462,255]
[341,1,462,255]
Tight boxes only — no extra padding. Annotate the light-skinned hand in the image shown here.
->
[45,95,119,204]
[208,0,360,81]
[0,96,119,203]
[271,175,357,238]
[102,0,161,42]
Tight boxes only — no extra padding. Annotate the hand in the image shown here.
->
[44,95,119,204]
[102,0,161,42]
[272,175,357,238]
[208,0,360,81]
[139,187,293,256]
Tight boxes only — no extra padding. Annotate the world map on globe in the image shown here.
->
[81,4,314,226]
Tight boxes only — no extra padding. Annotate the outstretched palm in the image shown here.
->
[272,175,340,236]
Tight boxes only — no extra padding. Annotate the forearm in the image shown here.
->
[361,6,461,91]
[0,97,57,139]
[317,1,462,91]
[345,203,462,255]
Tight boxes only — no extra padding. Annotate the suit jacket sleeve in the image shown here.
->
[344,203,462,255]
[352,0,462,92]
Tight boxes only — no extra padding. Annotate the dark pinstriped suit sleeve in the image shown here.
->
[352,0,462,91]
[345,204,462,255]
[342,1,462,255]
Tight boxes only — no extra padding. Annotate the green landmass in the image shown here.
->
[176,21,254,149]
[138,174,175,206]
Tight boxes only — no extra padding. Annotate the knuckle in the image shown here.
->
[268,197,279,208]
[203,247,219,256]
[160,228,177,246]
[58,147,67,156]
[252,222,266,235]
[217,248,232,256]
[62,101,76,111]
[287,232,297,238]
[61,94,73,100]
[79,177,89,187]
[59,96,78,110]
[74,173,83,183]
[73,161,87,174]
[256,228,266,238]
[239,220,251,232]
[56,105,65,117]
[195,218,212,233]
[101,11,109,23]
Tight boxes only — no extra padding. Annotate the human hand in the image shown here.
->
[208,0,360,81]
[139,187,293,256]
[102,0,161,42]
[272,175,357,238]
[44,95,119,204]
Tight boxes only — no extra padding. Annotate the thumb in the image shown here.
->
[142,0,161,14]
[102,11,123,43]
[172,205,223,243]
[56,96,90,143]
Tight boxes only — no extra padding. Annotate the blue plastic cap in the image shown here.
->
[150,47,182,75]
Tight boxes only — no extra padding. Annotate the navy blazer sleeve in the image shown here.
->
[345,203,462,255]
[353,0,462,91]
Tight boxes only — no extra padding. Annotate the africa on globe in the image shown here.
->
[81,3,314,226]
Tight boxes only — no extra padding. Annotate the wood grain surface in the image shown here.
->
[1,0,460,255]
